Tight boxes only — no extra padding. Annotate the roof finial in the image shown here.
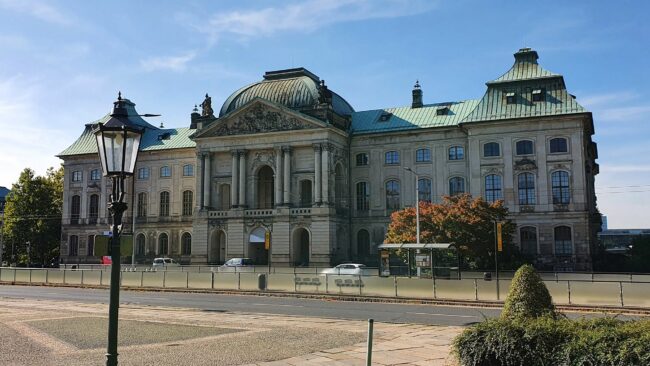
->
[117,91,122,101]
[159,122,164,128]
[414,80,421,89]
[192,104,199,113]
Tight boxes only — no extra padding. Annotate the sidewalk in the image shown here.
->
[0,297,461,365]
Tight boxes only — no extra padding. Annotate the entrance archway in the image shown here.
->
[248,227,269,265]
[292,228,310,266]
[209,230,226,264]
[257,165,274,209]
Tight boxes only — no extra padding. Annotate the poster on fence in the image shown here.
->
[380,250,391,276]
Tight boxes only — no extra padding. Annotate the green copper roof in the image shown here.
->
[57,124,195,157]
[488,48,561,84]
[351,100,480,134]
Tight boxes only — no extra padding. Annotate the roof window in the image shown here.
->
[378,112,393,122]
[436,107,450,116]
[505,92,516,104]
[158,132,171,141]
[532,88,545,102]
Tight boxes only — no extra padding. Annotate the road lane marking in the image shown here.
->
[405,312,477,318]
[250,303,305,308]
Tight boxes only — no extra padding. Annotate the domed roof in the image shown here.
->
[219,68,354,117]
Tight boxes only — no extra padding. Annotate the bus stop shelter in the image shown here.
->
[377,243,459,278]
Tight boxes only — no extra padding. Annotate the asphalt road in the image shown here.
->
[0,285,497,326]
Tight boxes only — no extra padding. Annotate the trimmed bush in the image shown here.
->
[453,317,650,366]
[501,264,555,320]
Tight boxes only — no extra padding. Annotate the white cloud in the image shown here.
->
[0,0,72,26]
[140,51,197,72]
[599,165,650,173]
[194,0,435,42]
[579,91,650,123]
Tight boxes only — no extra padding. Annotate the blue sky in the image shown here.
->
[1,0,648,228]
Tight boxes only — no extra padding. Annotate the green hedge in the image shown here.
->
[453,317,650,366]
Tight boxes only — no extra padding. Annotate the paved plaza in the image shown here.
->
[0,297,462,365]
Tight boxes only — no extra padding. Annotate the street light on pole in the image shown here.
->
[404,167,420,277]
[93,92,143,366]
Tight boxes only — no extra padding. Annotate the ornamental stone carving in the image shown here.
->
[252,150,276,170]
[514,158,537,171]
[214,104,312,136]
[209,219,226,231]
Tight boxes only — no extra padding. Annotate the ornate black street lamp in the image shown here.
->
[93,92,143,366]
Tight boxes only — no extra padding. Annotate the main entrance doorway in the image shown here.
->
[248,227,269,265]
[292,228,310,266]
[209,230,226,264]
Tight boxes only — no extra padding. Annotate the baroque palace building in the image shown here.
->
[58,48,599,271]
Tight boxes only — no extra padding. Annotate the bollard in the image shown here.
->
[366,318,374,366]
[258,273,267,291]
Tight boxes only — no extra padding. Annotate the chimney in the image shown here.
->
[412,80,423,108]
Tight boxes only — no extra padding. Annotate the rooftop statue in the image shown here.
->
[201,93,213,117]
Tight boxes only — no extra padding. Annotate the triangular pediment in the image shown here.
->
[193,98,328,139]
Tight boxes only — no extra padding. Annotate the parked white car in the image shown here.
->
[321,263,367,275]
[152,257,180,268]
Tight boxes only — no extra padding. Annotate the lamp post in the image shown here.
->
[93,92,143,366]
[404,167,420,277]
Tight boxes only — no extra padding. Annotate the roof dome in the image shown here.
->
[219,68,354,117]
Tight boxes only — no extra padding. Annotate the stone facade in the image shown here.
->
[58,49,599,271]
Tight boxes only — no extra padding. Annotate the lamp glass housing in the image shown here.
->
[94,124,142,177]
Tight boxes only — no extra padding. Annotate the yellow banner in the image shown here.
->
[497,223,503,252]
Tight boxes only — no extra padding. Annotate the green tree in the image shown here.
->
[1,167,63,266]
[384,194,524,270]
[501,264,556,321]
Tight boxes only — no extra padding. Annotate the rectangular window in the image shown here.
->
[518,173,536,205]
[416,148,431,162]
[485,175,503,202]
[506,92,516,104]
[90,169,101,181]
[532,89,545,102]
[160,166,171,178]
[516,140,534,155]
[356,182,369,211]
[385,151,399,165]
[449,177,465,196]
[138,167,149,180]
[554,226,573,255]
[72,171,82,182]
[418,178,432,203]
[183,164,194,177]
[552,171,570,204]
[385,180,400,210]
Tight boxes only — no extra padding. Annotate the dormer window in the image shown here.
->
[378,112,393,122]
[436,107,449,116]
[532,89,545,102]
[158,132,171,140]
[506,92,516,104]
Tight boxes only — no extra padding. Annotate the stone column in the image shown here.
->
[199,153,206,209]
[274,147,283,206]
[283,146,291,205]
[238,150,246,207]
[321,144,330,204]
[313,143,322,204]
[203,153,211,208]
[231,150,239,208]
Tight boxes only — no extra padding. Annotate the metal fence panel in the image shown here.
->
[142,272,164,287]
[435,279,476,300]
[14,269,31,282]
[188,272,213,289]
[121,272,142,287]
[239,273,260,291]
[213,273,239,290]
[361,276,396,297]
[570,281,621,306]
[47,270,64,284]
[544,281,570,304]
[164,272,188,288]
[65,270,82,285]
[328,275,364,295]
[82,270,102,286]
[396,277,434,299]
[0,268,15,282]
[622,282,650,307]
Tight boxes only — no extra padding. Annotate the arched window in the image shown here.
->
[137,192,147,218]
[551,171,570,204]
[357,229,370,259]
[160,166,171,177]
[182,190,193,216]
[485,175,503,202]
[385,180,400,210]
[69,235,78,256]
[418,178,432,203]
[516,140,534,155]
[89,194,99,223]
[87,235,95,256]
[356,182,369,211]
[554,226,572,255]
[183,164,194,176]
[483,142,500,157]
[356,153,369,166]
[520,227,537,255]
[70,195,80,224]
[448,146,464,160]
[159,191,170,217]
[385,151,399,165]
[550,138,568,153]
[158,233,169,255]
[449,177,465,196]
[416,148,431,162]
[136,234,146,256]
[518,173,536,205]
[181,233,192,255]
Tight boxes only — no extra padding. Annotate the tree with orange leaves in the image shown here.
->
[385,194,523,270]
